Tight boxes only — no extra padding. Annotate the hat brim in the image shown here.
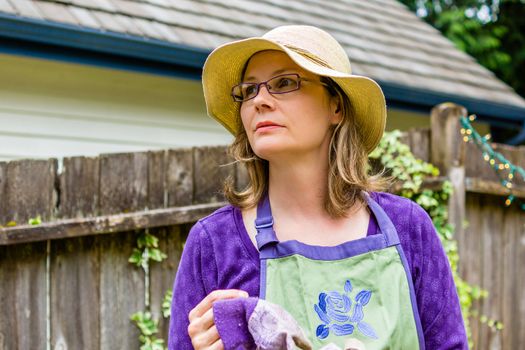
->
[202,38,386,153]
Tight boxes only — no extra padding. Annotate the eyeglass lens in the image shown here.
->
[232,74,300,102]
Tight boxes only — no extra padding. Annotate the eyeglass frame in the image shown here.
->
[230,73,328,102]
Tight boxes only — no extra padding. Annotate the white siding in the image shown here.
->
[0,53,232,161]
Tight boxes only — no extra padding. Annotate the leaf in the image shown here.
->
[357,321,378,339]
[355,290,372,305]
[331,323,355,336]
[128,249,143,266]
[316,324,329,339]
[149,248,167,262]
[344,280,353,294]
[318,292,327,313]
[314,304,330,324]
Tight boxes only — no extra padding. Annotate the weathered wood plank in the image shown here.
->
[478,196,504,349]
[515,147,525,349]
[148,151,167,210]
[59,156,100,219]
[99,232,144,350]
[50,236,100,350]
[0,161,6,224]
[0,242,47,349]
[462,193,483,348]
[149,225,188,342]
[465,178,525,198]
[430,103,467,239]
[2,159,57,224]
[500,204,521,350]
[166,148,193,207]
[408,128,430,162]
[0,202,225,246]
[99,152,148,215]
[193,146,232,204]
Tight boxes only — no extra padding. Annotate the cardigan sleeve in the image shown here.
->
[167,222,217,350]
[410,201,468,349]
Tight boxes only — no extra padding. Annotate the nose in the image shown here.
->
[252,83,275,112]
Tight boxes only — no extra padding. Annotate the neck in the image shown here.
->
[267,150,331,219]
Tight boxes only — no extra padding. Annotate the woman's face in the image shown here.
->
[239,50,341,162]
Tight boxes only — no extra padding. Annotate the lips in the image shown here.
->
[255,121,283,131]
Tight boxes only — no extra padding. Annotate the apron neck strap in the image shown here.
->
[363,193,400,246]
[255,192,279,250]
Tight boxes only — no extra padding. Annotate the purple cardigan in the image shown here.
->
[168,192,468,349]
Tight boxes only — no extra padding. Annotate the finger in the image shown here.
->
[192,325,220,349]
[209,338,225,350]
[199,307,215,331]
[189,307,215,337]
[189,289,248,321]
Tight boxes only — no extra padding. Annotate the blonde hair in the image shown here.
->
[223,77,387,218]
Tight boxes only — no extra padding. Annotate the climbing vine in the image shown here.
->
[129,229,171,350]
[369,130,502,348]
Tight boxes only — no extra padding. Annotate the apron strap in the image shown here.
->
[363,193,400,246]
[255,193,279,250]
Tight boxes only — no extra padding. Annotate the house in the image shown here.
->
[1,0,524,162]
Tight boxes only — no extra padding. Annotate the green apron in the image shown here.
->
[255,193,425,349]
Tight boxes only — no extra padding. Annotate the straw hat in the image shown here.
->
[202,25,387,153]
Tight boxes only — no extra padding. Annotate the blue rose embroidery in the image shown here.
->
[314,279,378,340]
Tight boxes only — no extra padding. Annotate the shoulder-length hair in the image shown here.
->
[223,77,387,218]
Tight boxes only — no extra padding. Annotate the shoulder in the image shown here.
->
[186,204,245,250]
[370,191,432,229]
[194,204,240,236]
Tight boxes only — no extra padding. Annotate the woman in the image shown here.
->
[168,25,467,350]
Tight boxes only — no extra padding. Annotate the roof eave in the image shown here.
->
[1,12,523,126]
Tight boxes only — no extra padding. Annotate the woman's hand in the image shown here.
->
[188,289,249,350]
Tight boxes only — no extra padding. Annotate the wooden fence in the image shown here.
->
[0,103,524,349]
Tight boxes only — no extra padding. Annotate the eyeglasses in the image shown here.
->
[231,73,326,102]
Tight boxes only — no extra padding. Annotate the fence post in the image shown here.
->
[430,102,467,238]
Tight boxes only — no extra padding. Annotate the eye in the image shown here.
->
[243,84,258,98]
[277,77,294,88]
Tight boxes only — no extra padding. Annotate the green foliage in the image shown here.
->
[129,231,168,269]
[398,0,525,99]
[370,130,502,348]
[28,215,42,225]
[129,230,170,350]
[130,312,166,350]
[162,289,173,319]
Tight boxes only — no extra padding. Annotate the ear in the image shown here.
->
[329,95,343,125]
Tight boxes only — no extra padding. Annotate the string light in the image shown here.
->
[460,114,525,210]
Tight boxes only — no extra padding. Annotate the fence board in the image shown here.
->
[516,149,525,348]
[99,232,144,350]
[463,193,484,346]
[3,159,57,223]
[166,149,193,207]
[150,225,189,342]
[500,204,520,350]
[0,162,6,224]
[408,128,430,162]
[148,151,167,210]
[59,156,100,219]
[50,236,100,350]
[193,146,232,204]
[0,242,47,350]
[100,152,148,215]
[479,195,504,349]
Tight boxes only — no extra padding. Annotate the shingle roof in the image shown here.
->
[1,0,525,109]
